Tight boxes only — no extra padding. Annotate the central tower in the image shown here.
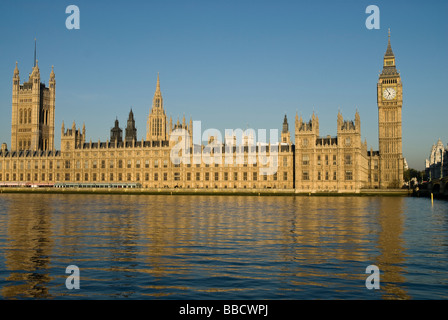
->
[146,73,167,142]
[377,30,404,188]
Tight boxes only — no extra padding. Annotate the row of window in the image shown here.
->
[301,154,353,166]
[0,171,289,183]
[301,170,353,181]
[1,157,290,170]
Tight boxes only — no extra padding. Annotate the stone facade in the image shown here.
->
[0,35,404,191]
[11,60,55,152]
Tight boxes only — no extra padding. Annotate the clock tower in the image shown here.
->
[377,30,404,188]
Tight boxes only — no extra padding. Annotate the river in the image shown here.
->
[0,194,446,299]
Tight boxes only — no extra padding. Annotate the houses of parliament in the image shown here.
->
[0,34,404,192]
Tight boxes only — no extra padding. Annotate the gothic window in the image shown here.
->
[345,155,352,165]
[19,109,23,124]
[345,170,353,181]
[302,154,309,165]
[302,171,309,181]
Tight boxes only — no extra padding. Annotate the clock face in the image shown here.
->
[383,87,396,100]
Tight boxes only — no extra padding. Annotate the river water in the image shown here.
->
[0,194,446,300]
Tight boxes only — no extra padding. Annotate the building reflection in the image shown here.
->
[375,197,409,299]
[2,194,54,299]
[276,196,408,299]
[0,193,411,299]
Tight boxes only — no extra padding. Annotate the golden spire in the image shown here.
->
[14,61,19,76]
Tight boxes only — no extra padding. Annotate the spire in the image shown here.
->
[380,29,398,77]
[385,28,394,57]
[34,38,37,68]
[50,65,55,79]
[14,61,19,77]
[152,73,163,111]
[282,114,289,133]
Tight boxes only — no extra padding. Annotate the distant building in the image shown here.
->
[425,139,448,180]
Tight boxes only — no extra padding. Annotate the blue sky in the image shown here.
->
[0,0,447,170]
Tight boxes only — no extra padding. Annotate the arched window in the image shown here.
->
[19,109,23,124]
[28,109,32,124]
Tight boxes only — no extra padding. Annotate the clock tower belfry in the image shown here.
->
[377,30,404,188]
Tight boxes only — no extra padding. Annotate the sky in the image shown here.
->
[0,0,447,170]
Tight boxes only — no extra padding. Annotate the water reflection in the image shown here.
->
[0,194,446,299]
[375,197,409,300]
[2,195,54,298]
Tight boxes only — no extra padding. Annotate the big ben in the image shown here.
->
[377,30,404,188]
